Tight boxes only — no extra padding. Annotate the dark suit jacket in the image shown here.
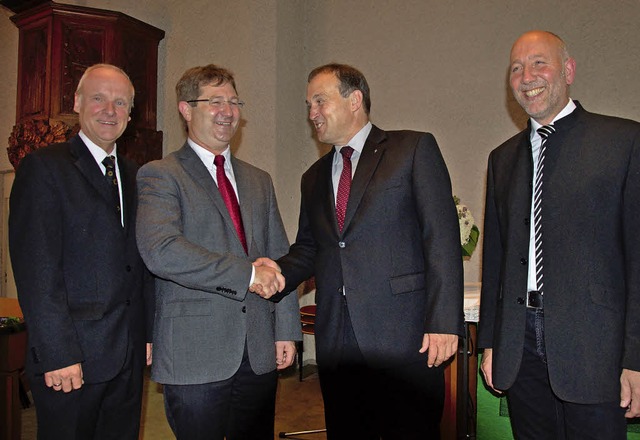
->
[278,125,464,369]
[478,103,640,403]
[9,135,154,383]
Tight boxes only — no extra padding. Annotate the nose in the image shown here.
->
[220,101,235,116]
[104,101,116,115]
[521,64,535,83]
[308,104,318,120]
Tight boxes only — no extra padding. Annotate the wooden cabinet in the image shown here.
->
[8,1,165,166]
[0,298,25,440]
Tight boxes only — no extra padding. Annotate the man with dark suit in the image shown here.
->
[9,64,154,439]
[255,63,463,439]
[478,30,640,439]
[135,64,301,440]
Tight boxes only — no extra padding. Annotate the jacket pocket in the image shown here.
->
[389,272,425,295]
[588,283,622,312]
[69,303,104,320]
[163,299,214,317]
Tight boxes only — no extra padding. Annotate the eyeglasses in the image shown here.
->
[186,98,245,108]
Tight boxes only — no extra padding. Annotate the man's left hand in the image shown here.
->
[620,368,640,418]
[419,333,458,367]
[275,341,297,370]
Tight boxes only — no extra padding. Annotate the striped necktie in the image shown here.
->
[533,125,556,293]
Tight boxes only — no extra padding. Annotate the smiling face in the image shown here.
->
[306,71,365,146]
[509,31,576,125]
[74,66,134,153]
[178,82,240,154]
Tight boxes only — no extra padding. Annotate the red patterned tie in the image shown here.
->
[336,146,354,232]
[214,155,247,254]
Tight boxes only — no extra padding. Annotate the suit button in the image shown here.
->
[126,299,131,306]
[126,265,132,272]
[523,218,530,226]
[520,258,527,265]
[337,287,343,294]
[338,241,345,248]
[242,306,246,313]
[517,297,525,305]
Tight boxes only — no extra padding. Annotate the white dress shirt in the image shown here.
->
[526,99,577,292]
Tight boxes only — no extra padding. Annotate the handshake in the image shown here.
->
[250,257,285,299]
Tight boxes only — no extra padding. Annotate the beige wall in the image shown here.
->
[1,0,639,285]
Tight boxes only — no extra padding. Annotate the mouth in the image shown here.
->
[215,121,233,126]
[523,87,545,98]
[98,120,118,126]
[313,121,324,130]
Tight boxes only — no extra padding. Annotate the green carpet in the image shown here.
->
[476,370,640,439]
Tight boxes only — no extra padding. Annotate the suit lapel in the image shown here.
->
[313,151,339,232]
[231,157,254,253]
[71,136,126,231]
[71,136,112,203]
[118,156,136,234]
[178,144,247,252]
[341,126,386,234]
[505,128,535,233]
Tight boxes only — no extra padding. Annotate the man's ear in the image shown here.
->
[73,93,81,114]
[178,101,193,122]
[350,90,363,112]
[564,57,576,86]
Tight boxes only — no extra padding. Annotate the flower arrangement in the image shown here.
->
[0,316,24,333]
[454,196,480,258]
[7,118,78,169]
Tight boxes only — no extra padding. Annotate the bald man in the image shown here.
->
[478,31,640,439]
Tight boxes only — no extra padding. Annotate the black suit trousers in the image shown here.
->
[506,309,627,439]
[318,298,444,440]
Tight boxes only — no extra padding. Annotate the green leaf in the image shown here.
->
[462,225,480,257]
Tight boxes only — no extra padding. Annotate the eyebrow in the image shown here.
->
[307,93,326,103]
[198,94,238,100]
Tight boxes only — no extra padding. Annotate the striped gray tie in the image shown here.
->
[534,125,556,294]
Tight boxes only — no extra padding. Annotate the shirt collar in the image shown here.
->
[187,138,231,171]
[530,98,577,137]
[333,121,372,156]
[79,130,118,166]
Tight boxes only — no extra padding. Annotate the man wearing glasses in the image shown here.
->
[136,64,301,440]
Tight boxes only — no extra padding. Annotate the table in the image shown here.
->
[0,298,26,440]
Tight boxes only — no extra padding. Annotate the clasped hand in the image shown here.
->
[250,257,284,299]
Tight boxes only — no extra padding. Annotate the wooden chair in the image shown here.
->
[298,304,316,381]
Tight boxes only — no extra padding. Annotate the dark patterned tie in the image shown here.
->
[336,146,354,232]
[534,125,556,293]
[102,155,122,224]
[214,155,247,254]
